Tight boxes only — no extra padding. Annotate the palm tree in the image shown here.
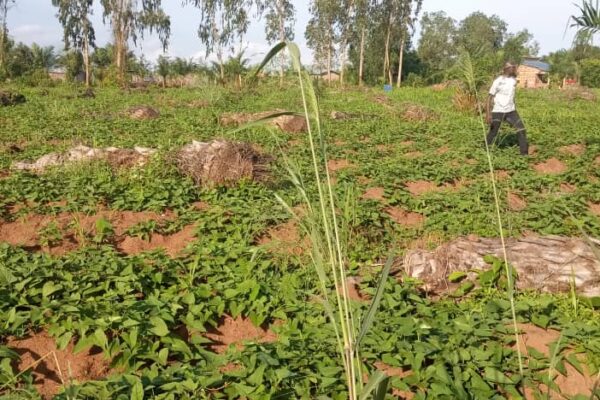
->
[570,0,600,44]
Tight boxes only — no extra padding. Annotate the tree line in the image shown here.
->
[0,0,599,87]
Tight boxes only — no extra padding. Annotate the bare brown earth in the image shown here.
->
[558,144,586,156]
[436,145,450,155]
[559,183,577,193]
[405,180,465,196]
[258,220,307,256]
[404,151,423,159]
[386,207,425,228]
[595,155,600,166]
[403,235,600,297]
[515,324,595,399]
[327,159,355,172]
[589,203,600,217]
[344,276,370,302]
[362,187,385,201]
[116,224,197,256]
[495,170,510,181]
[204,316,277,354]
[533,158,567,175]
[0,208,195,256]
[507,192,527,211]
[6,331,111,399]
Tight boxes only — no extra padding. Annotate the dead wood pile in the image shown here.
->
[0,91,26,106]
[12,145,156,172]
[175,139,270,187]
[403,235,600,297]
[219,110,307,133]
[127,106,160,120]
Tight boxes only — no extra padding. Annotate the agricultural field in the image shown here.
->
[1,81,600,399]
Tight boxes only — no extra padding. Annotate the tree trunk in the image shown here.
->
[0,1,8,73]
[403,235,600,297]
[327,34,332,86]
[358,28,365,86]
[396,36,404,88]
[278,0,285,86]
[383,16,392,86]
[83,34,91,87]
[339,39,346,86]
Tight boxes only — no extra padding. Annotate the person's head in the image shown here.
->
[503,62,517,77]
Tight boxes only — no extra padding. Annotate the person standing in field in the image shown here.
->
[485,62,529,156]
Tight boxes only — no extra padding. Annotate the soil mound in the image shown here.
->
[533,158,567,175]
[11,145,156,172]
[204,315,277,354]
[258,220,308,256]
[558,144,586,156]
[362,187,385,201]
[386,207,425,228]
[7,331,111,399]
[507,192,527,211]
[403,235,600,296]
[0,91,26,106]
[327,159,354,171]
[175,140,269,187]
[127,105,159,120]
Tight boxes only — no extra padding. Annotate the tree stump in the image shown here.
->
[403,235,600,297]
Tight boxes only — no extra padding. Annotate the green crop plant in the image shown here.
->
[252,42,393,400]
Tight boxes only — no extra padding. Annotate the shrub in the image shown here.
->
[580,59,600,88]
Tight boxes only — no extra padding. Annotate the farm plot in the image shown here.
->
[1,83,600,399]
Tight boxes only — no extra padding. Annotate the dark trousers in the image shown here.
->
[486,111,529,155]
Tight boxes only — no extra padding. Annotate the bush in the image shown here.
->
[580,59,600,88]
[16,68,55,87]
[404,72,425,87]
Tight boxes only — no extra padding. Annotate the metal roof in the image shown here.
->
[521,59,551,72]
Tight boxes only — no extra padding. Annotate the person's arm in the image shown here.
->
[486,78,499,124]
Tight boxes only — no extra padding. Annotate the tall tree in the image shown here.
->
[354,0,369,85]
[502,29,539,64]
[455,12,507,55]
[262,0,295,82]
[186,0,254,83]
[337,0,354,85]
[100,0,170,82]
[30,43,57,70]
[52,0,95,86]
[417,11,456,81]
[394,0,422,87]
[305,0,339,82]
[0,0,15,76]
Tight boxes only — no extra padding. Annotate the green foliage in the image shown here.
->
[1,77,600,399]
[580,58,600,87]
[58,49,83,81]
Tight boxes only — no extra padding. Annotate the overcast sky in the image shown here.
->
[6,0,580,65]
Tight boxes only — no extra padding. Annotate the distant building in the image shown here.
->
[517,58,550,89]
[313,70,341,82]
[48,68,85,82]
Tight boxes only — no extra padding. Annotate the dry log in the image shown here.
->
[403,235,600,297]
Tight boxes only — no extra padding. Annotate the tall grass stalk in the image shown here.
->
[252,42,390,399]
[455,50,525,378]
